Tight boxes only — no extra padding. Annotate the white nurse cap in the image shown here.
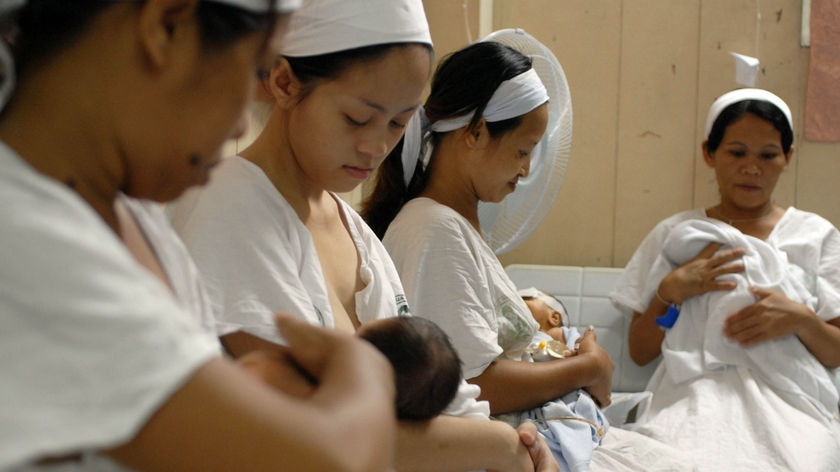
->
[279,0,432,57]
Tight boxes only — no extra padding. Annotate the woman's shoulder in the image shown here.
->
[391,197,472,234]
[171,156,295,231]
[782,207,836,229]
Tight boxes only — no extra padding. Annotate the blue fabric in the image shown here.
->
[522,390,608,472]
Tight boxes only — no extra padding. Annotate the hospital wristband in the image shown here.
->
[655,303,680,329]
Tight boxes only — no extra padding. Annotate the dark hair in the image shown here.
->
[284,42,433,100]
[11,1,278,78]
[361,41,533,239]
[706,100,793,154]
[357,316,462,421]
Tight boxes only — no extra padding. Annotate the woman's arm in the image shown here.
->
[218,324,559,471]
[469,330,614,414]
[724,287,840,368]
[629,243,745,366]
[394,415,558,472]
[106,315,397,472]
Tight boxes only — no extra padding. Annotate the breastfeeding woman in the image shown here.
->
[170,0,557,470]
[1,1,403,471]
[364,40,695,471]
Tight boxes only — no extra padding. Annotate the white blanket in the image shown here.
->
[636,218,840,471]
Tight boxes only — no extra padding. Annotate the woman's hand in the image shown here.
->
[516,422,560,472]
[658,243,746,305]
[723,286,810,346]
[237,349,316,397]
[575,329,615,407]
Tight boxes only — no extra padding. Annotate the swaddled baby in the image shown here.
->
[241,316,461,421]
[519,287,592,361]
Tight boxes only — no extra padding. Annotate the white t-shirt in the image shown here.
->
[0,143,220,470]
[121,196,218,335]
[170,156,410,340]
[383,197,539,380]
[170,157,488,419]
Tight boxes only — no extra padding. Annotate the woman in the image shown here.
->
[1,1,401,471]
[169,0,557,470]
[366,40,695,472]
[609,88,840,471]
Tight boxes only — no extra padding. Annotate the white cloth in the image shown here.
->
[383,197,540,380]
[121,196,219,336]
[648,218,837,417]
[170,156,409,340]
[429,68,549,134]
[0,143,220,470]
[704,88,792,138]
[170,157,488,419]
[279,0,431,57]
[385,197,696,472]
[221,0,301,13]
[610,208,840,472]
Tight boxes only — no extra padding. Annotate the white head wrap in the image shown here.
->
[704,88,793,139]
[226,0,302,13]
[518,287,570,327]
[279,0,432,57]
[0,0,301,111]
[400,66,549,187]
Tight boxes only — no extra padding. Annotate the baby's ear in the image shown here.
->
[549,311,562,327]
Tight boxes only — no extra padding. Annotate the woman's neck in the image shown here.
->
[707,202,783,239]
[241,126,333,224]
[421,175,481,233]
[0,71,123,232]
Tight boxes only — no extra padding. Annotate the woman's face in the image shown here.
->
[703,113,791,211]
[124,21,283,202]
[472,103,548,203]
[286,45,431,194]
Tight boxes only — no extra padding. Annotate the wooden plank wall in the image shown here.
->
[423,0,840,269]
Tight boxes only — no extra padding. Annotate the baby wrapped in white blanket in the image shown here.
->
[644,218,838,417]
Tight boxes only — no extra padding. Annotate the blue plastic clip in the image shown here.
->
[655,303,680,329]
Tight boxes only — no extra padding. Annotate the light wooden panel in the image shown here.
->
[613,0,701,265]
[496,0,622,267]
[423,0,481,62]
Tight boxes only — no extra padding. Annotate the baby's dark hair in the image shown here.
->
[358,316,462,421]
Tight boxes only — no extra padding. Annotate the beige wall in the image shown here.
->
[423,0,840,269]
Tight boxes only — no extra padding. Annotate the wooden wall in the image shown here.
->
[422,0,840,269]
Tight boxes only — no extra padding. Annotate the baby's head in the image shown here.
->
[518,287,570,332]
[357,316,462,421]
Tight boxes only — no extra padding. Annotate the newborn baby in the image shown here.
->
[241,316,462,421]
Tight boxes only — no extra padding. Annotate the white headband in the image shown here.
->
[214,0,302,13]
[704,88,793,139]
[280,0,432,57]
[518,287,570,327]
[400,67,549,187]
